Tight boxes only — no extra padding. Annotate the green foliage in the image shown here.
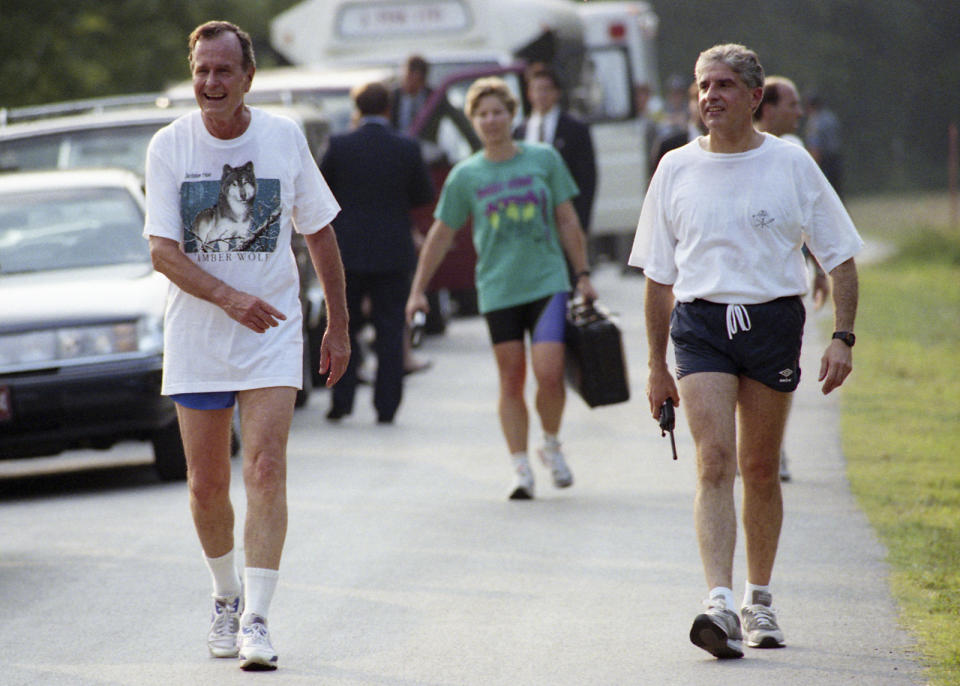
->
[648,0,960,193]
[0,0,300,104]
[0,0,957,191]
[841,210,960,685]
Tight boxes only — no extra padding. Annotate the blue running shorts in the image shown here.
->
[670,296,805,392]
[169,391,238,410]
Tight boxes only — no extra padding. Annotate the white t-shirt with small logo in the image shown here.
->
[143,108,340,394]
[629,132,862,304]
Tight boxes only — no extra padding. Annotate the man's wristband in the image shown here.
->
[575,270,591,280]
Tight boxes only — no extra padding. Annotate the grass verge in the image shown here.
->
[842,194,960,685]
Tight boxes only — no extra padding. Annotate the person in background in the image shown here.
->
[804,92,844,197]
[649,81,703,176]
[630,43,862,659]
[144,20,349,670]
[391,55,432,135]
[754,76,804,145]
[634,81,661,165]
[659,73,691,137]
[320,81,435,424]
[515,66,597,236]
[754,74,830,482]
[407,77,597,500]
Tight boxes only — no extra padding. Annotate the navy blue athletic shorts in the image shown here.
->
[670,296,805,392]
[484,292,568,345]
[170,391,238,410]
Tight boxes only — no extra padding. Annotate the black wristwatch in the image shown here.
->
[832,331,856,347]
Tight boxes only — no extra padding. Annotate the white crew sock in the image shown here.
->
[510,451,530,470]
[243,567,279,621]
[708,586,736,610]
[743,581,772,608]
[205,550,241,598]
[543,432,560,448]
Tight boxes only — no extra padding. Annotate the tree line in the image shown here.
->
[1,0,956,194]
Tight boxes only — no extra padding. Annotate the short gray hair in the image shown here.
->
[694,43,764,90]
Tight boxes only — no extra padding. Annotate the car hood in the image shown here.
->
[0,262,169,331]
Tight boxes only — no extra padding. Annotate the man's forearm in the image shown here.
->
[829,257,858,331]
[305,226,348,326]
[149,235,233,307]
[645,278,674,369]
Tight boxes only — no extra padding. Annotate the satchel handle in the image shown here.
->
[568,295,615,326]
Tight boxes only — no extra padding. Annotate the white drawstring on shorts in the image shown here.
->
[725,304,752,340]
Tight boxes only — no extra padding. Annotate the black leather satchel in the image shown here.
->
[564,298,630,408]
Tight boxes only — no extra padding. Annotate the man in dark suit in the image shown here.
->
[514,66,597,234]
[390,55,431,135]
[320,81,435,423]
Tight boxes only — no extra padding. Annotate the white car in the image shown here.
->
[0,169,187,479]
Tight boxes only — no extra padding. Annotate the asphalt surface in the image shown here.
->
[1,262,923,685]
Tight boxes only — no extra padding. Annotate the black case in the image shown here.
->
[564,299,630,408]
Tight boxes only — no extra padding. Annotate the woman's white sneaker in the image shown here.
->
[509,456,534,500]
[538,443,573,488]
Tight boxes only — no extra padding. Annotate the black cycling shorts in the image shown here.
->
[484,292,568,345]
[670,296,805,392]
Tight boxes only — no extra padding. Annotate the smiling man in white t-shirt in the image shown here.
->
[144,20,349,671]
[629,44,862,660]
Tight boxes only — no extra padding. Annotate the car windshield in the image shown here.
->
[0,186,148,274]
[0,123,162,176]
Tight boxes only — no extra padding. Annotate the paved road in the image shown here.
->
[1,264,922,685]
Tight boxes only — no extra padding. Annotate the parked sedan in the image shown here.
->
[0,169,188,479]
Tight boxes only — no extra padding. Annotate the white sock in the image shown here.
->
[510,451,529,466]
[743,582,771,608]
[708,586,736,610]
[543,432,560,448]
[242,567,279,622]
[205,550,241,598]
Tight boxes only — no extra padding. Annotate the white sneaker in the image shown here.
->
[238,614,278,671]
[207,594,241,658]
[690,596,744,659]
[538,442,573,488]
[741,590,786,648]
[509,456,534,500]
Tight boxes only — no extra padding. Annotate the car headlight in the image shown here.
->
[137,315,164,355]
[0,318,162,370]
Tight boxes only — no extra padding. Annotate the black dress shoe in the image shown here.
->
[326,407,350,421]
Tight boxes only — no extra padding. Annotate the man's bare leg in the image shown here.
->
[176,405,235,558]
[237,386,296,570]
[679,372,740,591]
[737,378,792,586]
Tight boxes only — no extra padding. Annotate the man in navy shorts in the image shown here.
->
[629,44,863,659]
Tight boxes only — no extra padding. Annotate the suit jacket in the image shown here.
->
[515,111,597,232]
[390,87,433,134]
[320,119,435,273]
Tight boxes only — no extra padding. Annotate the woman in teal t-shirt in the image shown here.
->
[406,76,597,500]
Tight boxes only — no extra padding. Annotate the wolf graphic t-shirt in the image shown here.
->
[435,143,576,313]
[143,108,340,394]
